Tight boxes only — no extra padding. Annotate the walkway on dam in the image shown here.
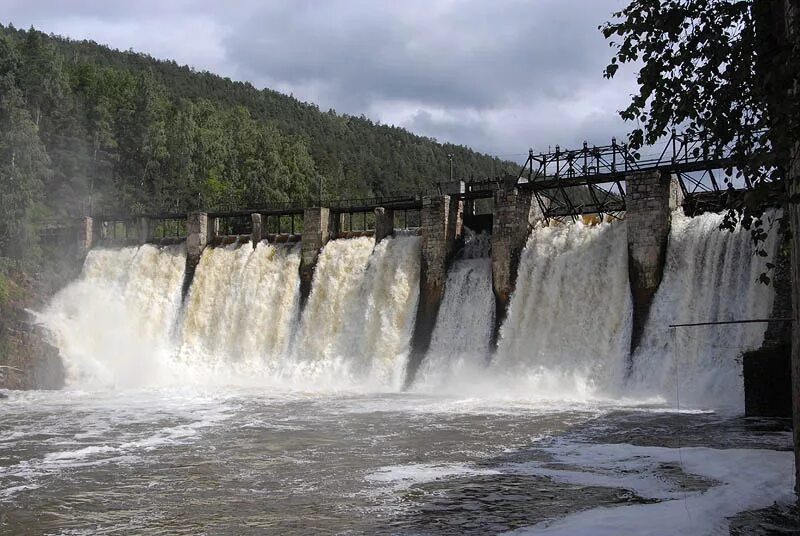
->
[82,130,778,233]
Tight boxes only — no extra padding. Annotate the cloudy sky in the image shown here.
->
[2,0,638,161]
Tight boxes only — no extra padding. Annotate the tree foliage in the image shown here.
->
[0,25,515,260]
[601,0,800,245]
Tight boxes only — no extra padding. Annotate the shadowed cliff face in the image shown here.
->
[0,272,64,390]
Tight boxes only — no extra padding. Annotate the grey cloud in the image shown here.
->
[2,0,638,159]
[226,0,629,111]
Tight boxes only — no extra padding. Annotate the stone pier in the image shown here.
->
[251,213,262,249]
[744,244,792,417]
[137,217,150,245]
[77,216,93,260]
[299,207,330,308]
[183,212,208,299]
[406,195,460,386]
[491,175,538,346]
[625,170,682,355]
[374,207,394,243]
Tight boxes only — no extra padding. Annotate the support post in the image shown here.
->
[183,212,207,300]
[625,170,682,356]
[77,216,93,260]
[207,216,220,245]
[251,213,262,249]
[406,195,455,387]
[137,217,150,245]
[299,207,330,309]
[374,207,395,243]
[490,175,537,347]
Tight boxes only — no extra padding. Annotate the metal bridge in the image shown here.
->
[85,130,775,234]
[513,129,773,222]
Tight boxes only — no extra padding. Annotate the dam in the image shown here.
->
[42,152,784,409]
[5,135,795,535]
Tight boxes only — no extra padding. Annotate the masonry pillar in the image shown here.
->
[744,243,792,417]
[406,195,454,387]
[374,207,394,243]
[491,175,536,347]
[77,216,93,260]
[442,180,465,245]
[625,170,682,355]
[251,213,262,249]
[299,207,330,309]
[182,212,208,299]
[137,217,150,245]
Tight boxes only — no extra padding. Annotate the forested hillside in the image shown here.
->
[0,24,515,261]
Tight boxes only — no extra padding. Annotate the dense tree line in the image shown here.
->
[0,24,514,261]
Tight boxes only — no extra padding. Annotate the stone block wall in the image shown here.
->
[183,212,208,299]
[491,175,536,345]
[251,213,262,249]
[625,170,680,353]
[420,195,451,288]
[374,207,394,243]
[407,195,452,386]
[299,207,331,308]
[764,245,793,348]
[137,217,150,245]
[77,216,93,260]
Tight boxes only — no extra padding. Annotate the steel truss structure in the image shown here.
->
[515,130,769,222]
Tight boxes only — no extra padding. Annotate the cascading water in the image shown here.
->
[414,229,494,391]
[36,209,777,408]
[39,244,186,387]
[179,241,302,374]
[629,211,778,410]
[493,221,632,400]
[290,235,421,390]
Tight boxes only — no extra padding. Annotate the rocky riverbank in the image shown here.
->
[0,269,65,390]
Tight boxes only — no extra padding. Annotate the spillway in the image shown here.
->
[414,229,494,391]
[179,241,302,373]
[629,211,778,409]
[37,209,778,408]
[291,235,421,390]
[493,221,633,400]
[40,244,186,387]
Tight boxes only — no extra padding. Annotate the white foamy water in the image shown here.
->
[290,235,422,390]
[630,211,779,410]
[16,215,797,534]
[493,221,632,400]
[39,245,186,387]
[505,442,794,536]
[179,241,302,373]
[414,258,495,390]
[37,210,777,409]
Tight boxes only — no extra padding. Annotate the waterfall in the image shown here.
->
[39,245,186,387]
[493,221,632,400]
[290,235,421,390]
[460,227,492,259]
[414,258,495,391]
[629,211,778,410]
[37,209,777,406]
[179,241,302,374]
[414,227,494,391]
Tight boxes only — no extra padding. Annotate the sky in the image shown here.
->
[2,0,638,162]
